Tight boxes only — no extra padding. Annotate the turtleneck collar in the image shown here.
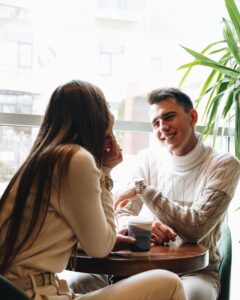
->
[163,132,211,172]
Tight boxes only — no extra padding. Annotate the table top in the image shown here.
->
[68,244,209,276]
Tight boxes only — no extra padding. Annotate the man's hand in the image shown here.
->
[113,186,137,210]
[112,228,136,251]
[151,221,177,245]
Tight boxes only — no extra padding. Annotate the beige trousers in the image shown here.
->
[59,269,219,300]
[26,270,187,300]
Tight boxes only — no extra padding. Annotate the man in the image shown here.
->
[114,87,240,300]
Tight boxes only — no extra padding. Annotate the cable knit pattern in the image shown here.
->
[116,135,240,291]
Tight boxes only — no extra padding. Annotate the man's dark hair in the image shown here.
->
[148,87,194,112]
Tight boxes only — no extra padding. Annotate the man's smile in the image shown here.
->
[160,132,177,142]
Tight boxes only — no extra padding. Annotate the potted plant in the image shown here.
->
[178,0,240,159]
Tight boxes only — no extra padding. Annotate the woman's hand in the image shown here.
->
[151,220,177,245]
[102,134,123,169]
[113,186,137,210]
[112,228,136,251]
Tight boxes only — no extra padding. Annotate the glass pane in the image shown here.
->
[0,125,37,195]
[0,0,227,121]
[19,43,33,68]
[0,126,151,195]
[112,130,151,190]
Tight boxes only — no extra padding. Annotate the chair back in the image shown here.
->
[0,275,30,300]
[217,222,232,300]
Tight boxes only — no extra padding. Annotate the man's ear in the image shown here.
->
[190,109,198,126]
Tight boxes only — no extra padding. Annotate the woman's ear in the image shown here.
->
[190,109,198,126]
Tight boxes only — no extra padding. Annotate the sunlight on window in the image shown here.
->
[1,2,239,298]
[0,0,229,193]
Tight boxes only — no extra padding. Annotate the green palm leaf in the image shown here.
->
[223,18,240,64]
[200,73,225,120]
[201,86,218,121]
[198,70,217,99]
[225,0,240,41]
[178,41,226,87]
[223,90,234,118]
[234,90,240,157]
[179,0,240,159]
[181,46,240,78]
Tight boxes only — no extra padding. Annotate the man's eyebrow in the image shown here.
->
[152,111,177,123]
[162,111,177,117]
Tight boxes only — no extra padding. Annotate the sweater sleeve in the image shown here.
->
[115,149,151,226]
[141,155,240,242]
[58,149,116,258]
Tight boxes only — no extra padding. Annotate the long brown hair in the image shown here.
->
[0,80,110,274]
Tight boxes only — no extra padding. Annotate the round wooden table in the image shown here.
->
[68,244,209,276]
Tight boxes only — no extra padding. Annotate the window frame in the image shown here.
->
[0,112,235,137]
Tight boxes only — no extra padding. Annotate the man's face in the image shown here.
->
[149,97,198,156]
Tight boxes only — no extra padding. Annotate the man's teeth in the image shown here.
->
[164,133,175,140]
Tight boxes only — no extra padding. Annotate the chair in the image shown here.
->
[217,222,232,300]
[0,274,30,300]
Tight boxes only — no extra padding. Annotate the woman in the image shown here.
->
[0,80,187,300]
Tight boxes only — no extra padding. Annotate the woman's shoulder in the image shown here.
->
[70,146,96,166]
[52,146,100,197]
[67,146,100,178]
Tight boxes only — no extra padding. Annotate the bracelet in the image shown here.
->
[134,178,144,195]
[101,175,113,191]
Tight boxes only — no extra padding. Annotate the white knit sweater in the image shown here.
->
[116,135,240,276]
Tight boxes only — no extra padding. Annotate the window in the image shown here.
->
[18,42,33,68]
[99,44,124,76]
[99,52,111,76]
[0,93,33,113]
[0,2,239,297]
[99,0,127,10]
[0,0,232,176]
[149,56,162,74]
[0,0,233,188]
[0,41,33,70]
[2,41,18,67]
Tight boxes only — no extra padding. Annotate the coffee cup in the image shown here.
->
[127,217,153,256]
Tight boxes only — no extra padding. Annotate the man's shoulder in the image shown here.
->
[208,147,240,169]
